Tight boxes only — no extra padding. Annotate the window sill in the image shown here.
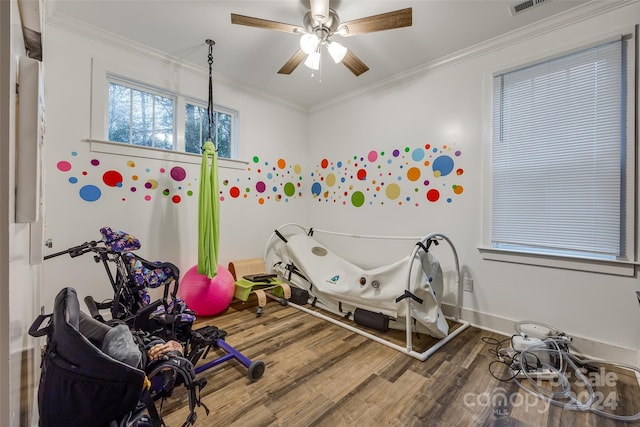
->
[478,247,636,277]
[86,139,249,170]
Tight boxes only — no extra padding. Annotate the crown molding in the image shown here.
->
[44,0,634,115]
[310,0,635,113]
[44,12,308,113]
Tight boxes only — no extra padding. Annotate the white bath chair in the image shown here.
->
[264,223,470,361]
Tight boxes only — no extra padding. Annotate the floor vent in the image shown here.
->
[510,0,550,16]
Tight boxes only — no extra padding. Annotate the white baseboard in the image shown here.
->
[442,303,639,366]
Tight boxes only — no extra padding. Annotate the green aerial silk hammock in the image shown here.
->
[198,39,219,278]
[198,139,219,278]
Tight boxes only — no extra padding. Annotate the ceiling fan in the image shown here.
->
[230,0,412,76]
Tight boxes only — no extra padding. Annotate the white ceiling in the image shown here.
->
[46,0,593,110]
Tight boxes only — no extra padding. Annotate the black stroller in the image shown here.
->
[29,287,207,427]
[44,227,265,382]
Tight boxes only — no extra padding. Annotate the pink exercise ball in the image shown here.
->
[179,265,235,316]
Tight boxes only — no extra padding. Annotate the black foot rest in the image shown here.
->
[194,325,228,344]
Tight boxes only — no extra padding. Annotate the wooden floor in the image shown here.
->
[162,299,640,427]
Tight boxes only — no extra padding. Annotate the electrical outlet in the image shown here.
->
[463,277,473,292]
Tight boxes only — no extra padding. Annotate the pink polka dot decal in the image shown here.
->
[57,161,72,172]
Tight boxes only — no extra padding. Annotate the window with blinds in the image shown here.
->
[491,38,630,260]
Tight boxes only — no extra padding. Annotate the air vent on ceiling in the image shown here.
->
[510,0,550,16]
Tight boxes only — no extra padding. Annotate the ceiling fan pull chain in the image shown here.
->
[318,51,322,85]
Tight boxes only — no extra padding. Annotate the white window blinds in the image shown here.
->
[491,39,626,259]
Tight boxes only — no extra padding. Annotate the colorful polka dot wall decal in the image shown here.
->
[407,167,421,181]
[432,155,454,177]
[412,148,425,162]
[385,183,401,200]
[351,191,365,207]
[229,187,241,198]
[57,161,72,172]
[311,182,322,197]
[310,144,464,207]
[56,145,463,207]
[283,182,296,197]
[102,170,123,187]
[170,166,186,181]
[239,158,306,204]
[79,185,101,202]
[326,174,336,187]
[426,189,440,202]
[55,152,198,204]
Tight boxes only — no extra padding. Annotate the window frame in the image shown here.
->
[480,30,637,276]
[183,97,238,159]
[90,58,243,168]
[107,76,177,150]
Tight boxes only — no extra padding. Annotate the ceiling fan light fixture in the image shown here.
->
[304,50,321,70]
[231,5,412,77]
[327,41,347,63]
[300,33,320,54]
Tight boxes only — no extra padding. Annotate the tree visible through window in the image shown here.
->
[108,82,174,150]
[184,103,232,159]
[107,79,236,159]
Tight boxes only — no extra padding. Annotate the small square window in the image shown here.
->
[185,103,234,159]
[108,81,175,150]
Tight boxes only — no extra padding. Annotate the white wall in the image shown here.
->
[2,0,42,426]
[307,2,640,363]
[41,25,309,311]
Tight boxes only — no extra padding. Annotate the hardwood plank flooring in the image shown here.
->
[161,299,640,426]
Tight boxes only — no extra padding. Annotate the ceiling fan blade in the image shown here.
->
[278,49,307,75]
[342,50,369,76]
[340,7,412,37]
[231,13,304,34]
